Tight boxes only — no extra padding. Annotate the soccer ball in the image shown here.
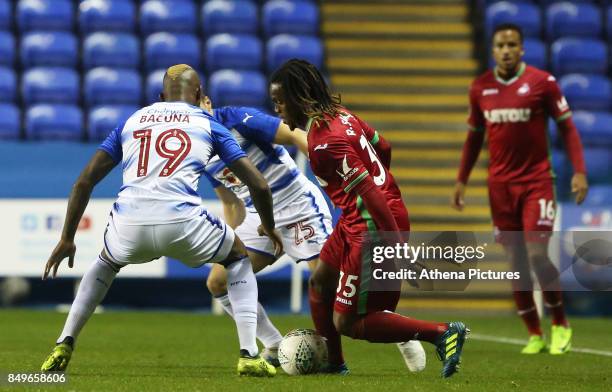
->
[278,329,328,375]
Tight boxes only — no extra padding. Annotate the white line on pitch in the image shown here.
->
[470,333,612,357]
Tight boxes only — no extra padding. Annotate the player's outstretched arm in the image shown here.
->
[273,122,308,155]
[43,151,117,279]
[452,130,485,211]
[214,186,246,229]
[228,157,283,256]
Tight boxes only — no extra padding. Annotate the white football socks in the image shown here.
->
[217,293,283,349]
[225,257,259,357]
[57,256,118,345]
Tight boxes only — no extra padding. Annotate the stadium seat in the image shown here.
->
[571,111,612,147]
[583,185,612,207]
[0,67,16,102]
[205,34,262,72]
[485,1,541,38]
[88,105,138,141]
[20,32,78,68]
[583,148,612,184]
[208,70,266,107]
[0,31,15,66]
[0,103,20,139]
[546,2,602,41]
[202,0,258,36]
[262,0,319,37]
[551,38,607,76]
[489,38,547,69]
[266,34,323,73]
[17,0,74,32]
[144,32,200,71]
[25,104,83,141]
[0,0,10,30]
[559,74,612,112]
[140,0,197,35]
[83,32,140,70]
[84,68,142,107]
[79,0,136,33]
[146,69,165,104]
[22,67,80,105]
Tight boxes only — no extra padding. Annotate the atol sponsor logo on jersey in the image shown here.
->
[484,108,531,123]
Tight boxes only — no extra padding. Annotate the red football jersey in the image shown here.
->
[468,63,571,182]
[307,108,405,233]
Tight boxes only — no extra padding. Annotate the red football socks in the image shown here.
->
[543,291,568,327]
[308,286,344,366]
[513,291,543,336]
[350,311,447,344]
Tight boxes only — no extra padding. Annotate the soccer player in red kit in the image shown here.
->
[270,59,469,378]
[452,24,588,355]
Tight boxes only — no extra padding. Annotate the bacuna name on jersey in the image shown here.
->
[484,108,531,124]
[140,113,190,123]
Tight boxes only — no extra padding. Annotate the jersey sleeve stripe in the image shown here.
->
[555,111,572,123]
[344,171,369,193]
[370,131,380,145]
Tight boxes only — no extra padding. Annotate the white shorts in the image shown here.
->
[103,209,235,268]
[235,184,332,262]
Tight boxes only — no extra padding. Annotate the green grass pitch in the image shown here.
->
[1,309,611,391]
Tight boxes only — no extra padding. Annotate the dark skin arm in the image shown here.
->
[43,151,118,279]
[227,157,283,256]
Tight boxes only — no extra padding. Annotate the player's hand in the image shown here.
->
[571,172,588,205]
[451,182,466,211]
[43,239,76,280]
[257,225,284,257]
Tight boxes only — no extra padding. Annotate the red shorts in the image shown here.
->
[488,180,556,244]
[320,204,410,315]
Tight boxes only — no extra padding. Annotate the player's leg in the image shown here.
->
[522,182,570,354]
[206,250,284,365]
[170,210,274,376]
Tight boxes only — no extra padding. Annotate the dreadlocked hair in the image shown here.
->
[270,59,342,123]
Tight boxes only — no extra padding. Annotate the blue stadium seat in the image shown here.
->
[208,70,266,107]
[583,148,612,184]
[146,69,165,104]
[83,32,140,70]
[22,67,79,105]
[145,32,200,71]
[88,105,138,141]
[583,185,612,207]
[20,32,78,68]
[607,6,612,42]
[551,38,607,76]
[0,0,10,30]
[17,0,74,32]
[551,149,570,196]
[485,1,541,38]
[79,0,136,33]
[0,67,16,102]
[546,2,602,41]
[559,74,612,111]
[140,0,197,35]
[488,38,547,69]
[571,111,612,147]
[0,32,15,66]
[202,0,258,36]
[0,103,20,139]
[206,34,262,72]
[25,104,83,141]
[262,0,319,37]
[84,68,142,107]
[266,34,323,73]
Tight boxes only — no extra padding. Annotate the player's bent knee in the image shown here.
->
[333,312,356,337]
[206,273,227,296]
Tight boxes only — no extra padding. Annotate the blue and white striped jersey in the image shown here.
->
[204,106,308,212]
[98,102,245,225]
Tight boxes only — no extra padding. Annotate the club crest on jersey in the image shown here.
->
[336,155,359,181]
[517,83,530,96]
[484,108,531,123]
[219,168,242,186]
